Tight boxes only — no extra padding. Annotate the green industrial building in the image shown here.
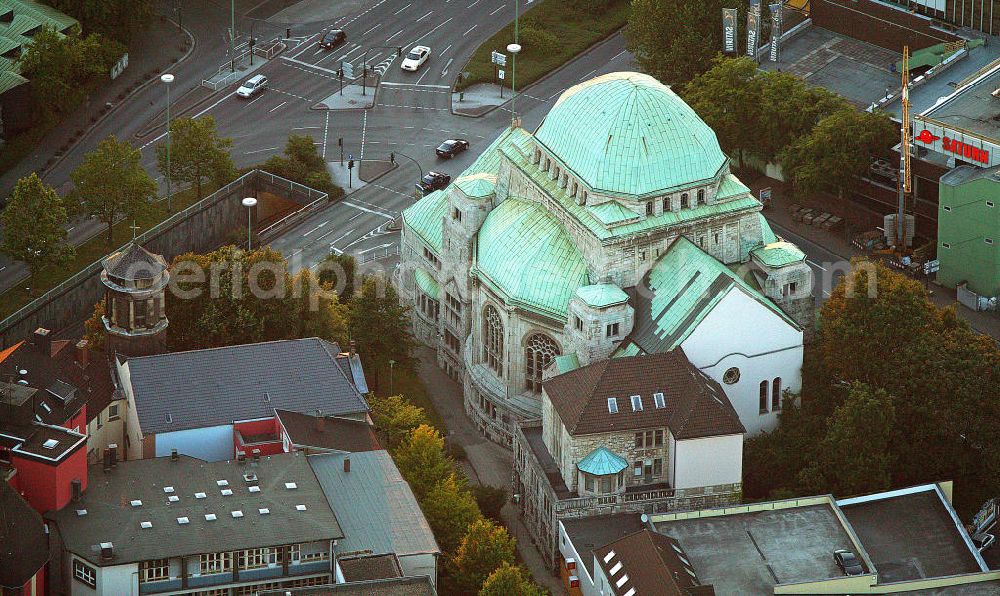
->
[937,165,1000,298]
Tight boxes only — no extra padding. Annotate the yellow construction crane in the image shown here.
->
[895,45,912,251]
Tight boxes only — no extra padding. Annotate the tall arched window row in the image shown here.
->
[483,305,504,376]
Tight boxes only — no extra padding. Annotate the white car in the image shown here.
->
[401,46,431,71]
[236,74,267,99]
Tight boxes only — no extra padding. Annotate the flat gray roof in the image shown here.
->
[561,513,646,578]
[760,26,900,107]
[922,63,1000,142]
[47,452,342,565]
[653,502,863,594]
[839,487,984,583]
[309,451,438,558]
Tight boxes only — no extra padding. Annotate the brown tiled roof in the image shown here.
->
[338,554,403,582]
[543,349,744,438]
[275,409,379,452]
[594,529,715,596]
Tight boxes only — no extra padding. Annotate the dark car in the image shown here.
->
[435,139,469,159]
[834,549,864,576]
[416,171,451,195]
[319,29,346,50]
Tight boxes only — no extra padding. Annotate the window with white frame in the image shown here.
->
[73,559,96,588]
[697,189,705,204]
[606,322,620,338]
[239,548,269,570]
[200,552,232,574]
[483,305,504,376]
[140,559,169,582]
[524,333,560,393]
[108,404,120,421]
[630,395,643,411]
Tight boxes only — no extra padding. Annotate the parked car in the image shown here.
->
[236,74,267,99]
[972,533,996,553]
[834,549,864,576]
[319,29,346,50]
[435,139,470,159]
[416,171,451,195]
[401,46,431,71]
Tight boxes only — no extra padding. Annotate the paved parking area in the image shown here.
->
[762,26,900,106]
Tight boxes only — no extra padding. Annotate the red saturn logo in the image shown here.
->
[915,129,940,144]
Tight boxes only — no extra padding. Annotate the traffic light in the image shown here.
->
[347,159,354,169]
[390,152,395,164]
[397,46,402,57]
[337,68,343,79]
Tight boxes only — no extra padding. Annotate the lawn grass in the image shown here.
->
[0,183,216,320]
[377,366,448,435]
[455,0,630,91]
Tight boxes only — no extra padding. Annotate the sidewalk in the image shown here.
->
[745,174,1000,340]
[0,12,192,196]
[415,347,567,595]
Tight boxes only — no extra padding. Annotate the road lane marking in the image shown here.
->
[245,94,264,107]
[327,228,356,245]
[415,67,432,84]
[343,45,365,59]
[281,55,339,75]
[363,23,381,35]
[269,87,313,102]
[411,17,453,44]
[416,10,433,21]
[580,68,597,80]
[441,43,453,56]
[393,2,411,14]
[289,33,321,58]
[489,3,506,15]
[303,221,328,236]
[360,110,368,160]
[467,0,481,7]
[380,82,451,89]
[268,101,287,112]
[141,93,234,149]
[463,24,477,36]
[245,146,279,155]
[611,49,627,61]
[441,58,454,76]
[343,201,395,219]
[386,29,404,42]
[376,103,448,111]
[322,111,330,159]
[292,126,321,130]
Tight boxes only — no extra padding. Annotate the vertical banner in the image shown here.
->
[747,0,762,59]
[722,8,738,54]
[769,2,783,62]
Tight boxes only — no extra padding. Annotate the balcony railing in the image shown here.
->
[555,482,742,515]
[138,559,331,594]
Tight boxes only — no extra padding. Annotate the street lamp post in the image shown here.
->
[230,0,236,73]
[391,151,423,179]
[242,197,257,251]
[507,42,521,123]
[388,359,396,395]
[161,73,175,213]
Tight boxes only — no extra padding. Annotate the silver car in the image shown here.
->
[236,74,268,99]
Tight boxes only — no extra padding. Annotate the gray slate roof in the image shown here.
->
[101,242,168,280]
[46,452,342,566]
[309,451,439,558]
[126,338,370,435]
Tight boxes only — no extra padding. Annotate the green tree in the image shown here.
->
[799,382,895,496]
[83,300,106,351]
[370,394,430,449]
[156,116,235,200]
[756,71,848,163]
[449,518,516,593]
[421,473,482,553]
[262,135,343,199]
[166,245,350,351]
[72,135,156,247]
[17,26,125,120]
[318,252,356,300]
[393,424,453,500]
[0,173,75,292]
[479,563,545,596]
[48,0,153,44]
[627,0,734,86]
[780,109,896,200]
[682,56,762,166]
[470,485,508,522]
[349,274,416,387]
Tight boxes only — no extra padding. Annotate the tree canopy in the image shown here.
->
[48,0,153,44]
[479,562,545,596]
[369,394,431,450]
[0,173,75,290]
[348,274,416,388]
[71,135,156,247]
[262,135,343,199]
[156,116,235,200]
[449,518,517,594]
[393,424,453,501]
[166,245,349,351]
[422,473,483,554]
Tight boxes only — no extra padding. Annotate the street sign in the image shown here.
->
[759,187,772,204]
[923,259,940,274]
[341,60,355,79]
[491,50,507,66]
[348,153,353,160]
[498,69,505,80]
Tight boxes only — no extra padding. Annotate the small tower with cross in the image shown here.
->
[100,241,170,358]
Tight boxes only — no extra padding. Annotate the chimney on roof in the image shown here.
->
[252,449,260,465]
[99,543,114,562]
[75,339,89,368]
[343,456,351,473]
[349,340,356,357]
[170,448,178,461]
[315,409,325,433]
[33,328,51,356]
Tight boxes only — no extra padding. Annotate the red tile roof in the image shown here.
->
[543,349,744,438]
[594,529,715,595]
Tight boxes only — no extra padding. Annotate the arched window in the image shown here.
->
[662,197,669,212]
[759,380,769,414]
[680,193,689,209]
[483,305,504,376]
[697,189,706,205]
[772,377,782,411]
[524,333,560,393]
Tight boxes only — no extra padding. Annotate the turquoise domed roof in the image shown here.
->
[577,446,628,476]
[534,72,728,197]
[476,197,589,318]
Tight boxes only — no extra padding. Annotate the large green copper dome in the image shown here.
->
[534,72,728,197]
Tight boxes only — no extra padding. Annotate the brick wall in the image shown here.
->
[812,0,960,51]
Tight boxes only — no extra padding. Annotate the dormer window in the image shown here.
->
[607,397,618,413]
[654,392,665,408]
[630,395,643,411]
